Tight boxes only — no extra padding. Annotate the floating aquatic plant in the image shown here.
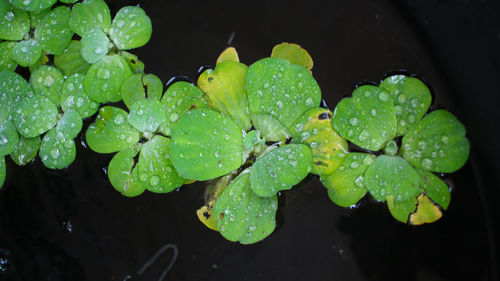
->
[328,74,469,224]
[0,1,471,244]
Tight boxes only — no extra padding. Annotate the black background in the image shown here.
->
[0,0,498,280]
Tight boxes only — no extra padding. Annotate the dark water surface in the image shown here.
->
[1,0,498,280]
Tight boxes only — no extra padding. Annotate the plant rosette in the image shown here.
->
[327,74,470,224]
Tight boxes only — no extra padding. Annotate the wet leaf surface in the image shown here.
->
[197,61,251,131]
[109,6,152,50]
[127,99,166,133]
[10,135,39,165]
[54,40,91,76]
[0,120,19,156]
[85,106,140,153]
[380,75,432,136]
[418,169,450,210]
[136,135,184,193]
[29,65,65,105]
[39,127,76,169]
[171,108,244,181]
[291,108,348,175]
[60,73,99,118]
[12,39,42,67]
[0,41,18,71]
[246,57,321,129]
[250,144,312,197]
[84,54,132,103]
[0,70,33,121]
[402,109,469,173]
[34,6,73,55]
[250,113,290,142]
[0,3,30,40]
[56,109,82,139]
[80,28,110,63]
[107,144,146,197]
[332,85,396,151]
[69,0,111,36]
[364,155,421,202]
[13,95,58,138]
[9,0,56,12]
[159,81,206,136]
[214,170,277,244]
[321,153,375,207]
[121,73,162,109]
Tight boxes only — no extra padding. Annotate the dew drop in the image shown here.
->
[350,161,359,169]
[354,176,364,188]
[378,91,388,102]
[421,158,433,170]
[113,114,124,125]
[349,117,359,126]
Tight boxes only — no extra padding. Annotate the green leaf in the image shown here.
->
[119,51,144,73]
[291,108,348,175]
[197,61,251,131]
[80,28,110,63]
[39,127,76,169]
[214,170,277,244]
[321,153,375,207]
[270,42,313,71]
[12,39,42,67]
[68,0,111,36]
[60,73,99,118]
[0,4,30,40]
[28,52,48,72]
[29,8,50,29]
[136,135,184,193]
[386,194,417,223]
[56,109,82,139]
[29,65,65,105]
[10,135,39,165]
[171,108,244,181]
[0,156,5,188]
[332,85,396,151]
[159,81,206,136]
[34,6,73,55]
[250,113,290,142]
[418,170,450,210]
[0,70,33,122]
[9,0,56,12]
[250,144,312,197]
[59,0,78,3]
[107,144,146,197]
[0,41,17,71]
[109,6,152,50]
[364,155,421,202]
[121,73,162,109]
[54,40,91,76]
[13,95,58,138]
[401,109,470,173]
[0,119,19,156]
[127,99,166,133]
[84,54,132,103]
[85,106,140,153]
[380,75,432,136]
[246,57,321,129]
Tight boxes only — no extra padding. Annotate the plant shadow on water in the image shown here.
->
[0,0,496,280]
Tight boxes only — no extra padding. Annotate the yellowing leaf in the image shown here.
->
[271,42,313,72]
[216,47,239,64]
[409,194,443,225]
